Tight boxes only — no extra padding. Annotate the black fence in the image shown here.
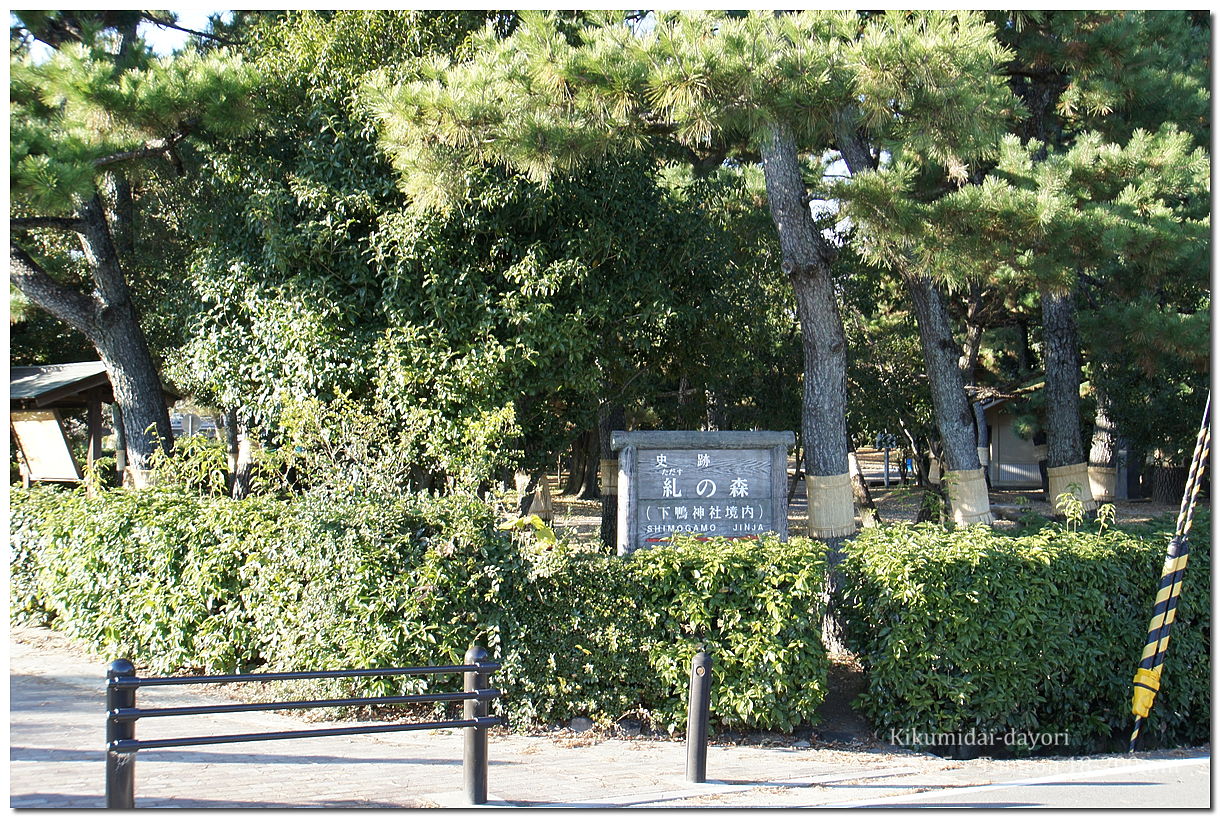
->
[105,646,502,808]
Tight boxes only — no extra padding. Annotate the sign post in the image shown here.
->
[610,431,795,556]
[875,432,899,489]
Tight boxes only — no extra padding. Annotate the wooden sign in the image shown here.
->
[610,431,795,556]
[10,409,82,483]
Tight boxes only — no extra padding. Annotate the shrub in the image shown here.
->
[631,535,829,733]
[839,518,1210,752]
[10,486,829,733]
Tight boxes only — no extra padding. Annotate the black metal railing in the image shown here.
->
[105,646,502,808]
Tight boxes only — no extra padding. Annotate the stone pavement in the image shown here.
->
[10,625,1210,809]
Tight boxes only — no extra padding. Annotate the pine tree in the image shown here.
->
[990,10,1209,507]
[844,11,1209,512]
[9,12,257,480]
[364,10,1015,542]
[833,134,1017,525]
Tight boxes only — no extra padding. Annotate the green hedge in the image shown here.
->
[839,520,1210,752]
[10,486,828,733]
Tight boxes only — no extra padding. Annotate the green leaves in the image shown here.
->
[366,10,1017,209]
[629,535,830,732]
[849,11,1018,167]
[840,519,1210,751]
[10,41,258,211]
[11,487,831,733]
[17,482,1206,748]
[994,11,1210,145]
[180,12,736,482]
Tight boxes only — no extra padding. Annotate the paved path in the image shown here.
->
[9,626,1210,808]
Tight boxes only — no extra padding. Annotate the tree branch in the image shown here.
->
[76,195,133,310]
[138,12,242,46]
[92,138,176,168]
[1003,63,1063,81]
[11,216,86,233]
[92,120,195,169]
[9,244,97,336]
[832,107,877,175]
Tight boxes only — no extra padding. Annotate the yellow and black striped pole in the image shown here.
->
[1129,392,1210,752]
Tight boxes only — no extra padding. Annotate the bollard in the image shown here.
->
[105,659,137,809]
[685,650,713,783]
[463,646,490,805]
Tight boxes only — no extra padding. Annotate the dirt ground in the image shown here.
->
[538,478,1192,545]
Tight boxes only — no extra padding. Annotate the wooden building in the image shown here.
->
[10,361,178,486]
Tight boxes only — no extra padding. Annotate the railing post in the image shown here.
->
[106,659,137,809]
[463,646,490,805]
[686,649,712,783]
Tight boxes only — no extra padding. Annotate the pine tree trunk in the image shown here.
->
[103,173,135,259]
[831,112,989,526]
[598,400,625,550]
[1088,400,1117,468]
[1150,465,1188,504]
[92,305,172,476]
[959,284,986,381]
[579,429,599,499]
[12,197,173,479]
[1041,287,1095,511]
[848,449,879,527]
[1040,289,1085,468]
[905,274,982,474]
[563,430,600,498]
[974,401,991,487]
[962,285,990,484]
[562,433,587,496]
[791,275,850,476]
[77,196,173,475]
[904,273,994,523]
[758,121,850,488]
[1017,317,1035,374]
[761,119,852,656]
[960,323,985,383]
[1088,387,1118,501]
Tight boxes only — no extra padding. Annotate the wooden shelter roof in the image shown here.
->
[10,361,179,409]
[11,361,111,408]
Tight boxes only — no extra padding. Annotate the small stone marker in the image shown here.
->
[610,431,795,556]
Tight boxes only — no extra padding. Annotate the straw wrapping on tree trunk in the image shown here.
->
[945,467,995,525]
[806,473,856,539]
[1088,466,1117,502]
[1048,463,1097,511]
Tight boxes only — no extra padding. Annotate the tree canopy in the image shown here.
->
[9,10,257,476]
[9,9,1209,521]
